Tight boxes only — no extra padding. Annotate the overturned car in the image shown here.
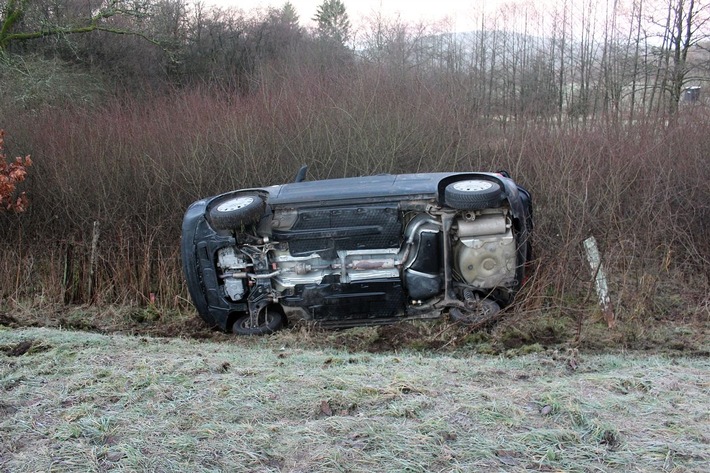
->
[181,170,533,335]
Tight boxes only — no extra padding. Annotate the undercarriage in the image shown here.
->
[215,204,518,330]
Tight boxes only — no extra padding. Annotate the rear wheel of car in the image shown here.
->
[232,309,284,336]
[449,299,501,327]
[208,193,265,230]
[444,179,502,209]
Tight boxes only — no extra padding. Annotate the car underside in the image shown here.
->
[181,171,533,335]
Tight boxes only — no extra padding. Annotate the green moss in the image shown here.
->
[505,343,545,357]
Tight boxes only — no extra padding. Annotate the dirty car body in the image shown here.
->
[181,171,533,335]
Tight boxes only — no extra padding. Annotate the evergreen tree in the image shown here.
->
[313,0,350,46]
[281,2,299,26]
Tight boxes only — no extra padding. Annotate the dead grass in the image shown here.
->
[3,300,709,358]
[1,326,708,472]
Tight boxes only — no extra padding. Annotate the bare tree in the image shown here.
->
[648,0,710,115]
[0,0,160,51]
[628,0,645,123]
[667,0,709,112]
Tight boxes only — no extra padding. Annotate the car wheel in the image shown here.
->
[449,299,501,327]
[232,309,284,336]
[208,193,265,230]
[444,179,502,209]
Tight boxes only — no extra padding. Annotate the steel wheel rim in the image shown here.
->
[217,196,255,212]
[452,180,493,192]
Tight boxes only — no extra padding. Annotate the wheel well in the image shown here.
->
[437,174,503,206]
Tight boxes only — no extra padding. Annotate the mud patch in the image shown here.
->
[367,324,430,352]
[0,313,18,327]
[1,339,52,357]
[497,316,571,349]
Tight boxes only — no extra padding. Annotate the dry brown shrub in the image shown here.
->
[0,129,32,212]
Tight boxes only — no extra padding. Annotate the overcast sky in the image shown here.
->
[209,0,500,33]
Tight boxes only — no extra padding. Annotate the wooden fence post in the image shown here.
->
[583,236,615,328]
[87,221,100,303]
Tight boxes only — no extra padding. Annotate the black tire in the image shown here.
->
[449,299,501,327]
[232,309,284,336]
[444,179,502,209]
[208,193,265,230]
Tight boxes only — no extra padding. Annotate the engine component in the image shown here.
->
[217,247,250,301]
[457,214,508,237]
[217,247,249,270]
[224,278,246,301]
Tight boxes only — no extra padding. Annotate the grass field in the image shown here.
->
[1,326,708,472]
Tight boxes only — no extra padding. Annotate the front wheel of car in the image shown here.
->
[444,179,502,209]
[232,309,284,336]
[208,193,265,230]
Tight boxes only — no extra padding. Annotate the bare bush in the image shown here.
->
[0,62,708,337]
